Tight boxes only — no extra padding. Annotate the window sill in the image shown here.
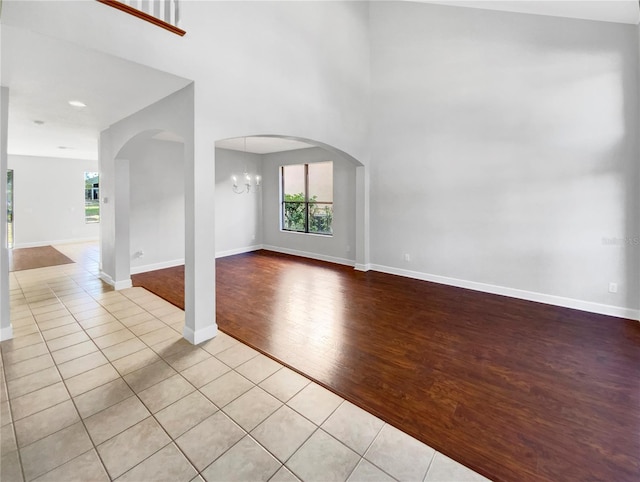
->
[280,230,333,238]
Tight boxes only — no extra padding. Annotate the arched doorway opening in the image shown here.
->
[213,134,367,269]
[101,129,186,295]
[119,130,185,281]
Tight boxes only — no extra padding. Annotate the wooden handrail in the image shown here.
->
[97,0,186,37]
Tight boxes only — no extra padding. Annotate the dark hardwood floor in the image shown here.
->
[132,250,640,482]
[9,245,75,271]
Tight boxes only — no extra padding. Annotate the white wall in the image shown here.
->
[7,154,99,247]
[53,0,372,343]
[100,85,220,343]
[1,86,11,340]
[129,139,184,273]
[215,148,262,257]
[99,86,193,287]
[214,146,357,265]
[369,2,640,315]
[5,1,639,320]
[2,1,371,165]
[262,147,357,264]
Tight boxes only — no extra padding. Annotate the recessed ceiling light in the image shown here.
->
[33,120,45,125]
[68,100,87,108]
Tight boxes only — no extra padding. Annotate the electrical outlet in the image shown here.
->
[403,253,411,262]
[346,245,351,253]
[608,282,617,293]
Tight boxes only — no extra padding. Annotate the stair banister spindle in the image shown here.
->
[97,0,185,36]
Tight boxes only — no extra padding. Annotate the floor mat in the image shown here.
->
[10,245,75,271]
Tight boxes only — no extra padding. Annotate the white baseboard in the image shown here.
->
[14,237,99,249]
[116,247,639,320]
[183,324,218,344]
[130,258,185,275]
[0,324,13,341]
[99,271,132,291]
[99,271,114,286]
[216,245,263,259]
[355,263,371,272]
[262,245,355,267]
[128,247,262,274]
[114,279,132,290]
[370,264,640,320]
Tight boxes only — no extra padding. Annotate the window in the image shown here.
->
[281,161,333,235]
[85,172,100,223]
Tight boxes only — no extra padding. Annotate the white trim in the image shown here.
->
[370,264,640,320]
[114,279,132,290]
[127,247,263,274]
[183,323,217,344]
[130,258,185,275]
[14,237,99,249]
[99,271,115,286]
[99,271,132,291]
[262,245,355,267]
[0,324,13,341]
[216,245,263,259]
[354,263,371,272]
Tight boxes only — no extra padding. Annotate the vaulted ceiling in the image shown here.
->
[2,1,638,160]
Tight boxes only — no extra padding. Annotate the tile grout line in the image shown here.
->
[6,250,432,482]
[55,278,189,480]
[8,268,262,480]
[358,422,402,482]
[8,261,140,480]
[18,271,113,481]
[422,450,437,482]
[4,279,40,482]
[341,408,393,482]
[55,282,224,480]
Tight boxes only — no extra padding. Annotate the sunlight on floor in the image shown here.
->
[1,242,489,482]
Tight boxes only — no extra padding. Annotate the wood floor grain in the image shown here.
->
[132,250,640,482]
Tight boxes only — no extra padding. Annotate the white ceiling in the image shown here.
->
[155,132,316,154]
[2,26,191,161]
[216,137,315,155]
[2,2,637,162]
[418,1,640,25]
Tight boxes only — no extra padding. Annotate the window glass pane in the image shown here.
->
[308,161,333,203]
[308,203,333,235]
[85,172,100,223]
[280,162,333,236]
[282,164,305,200]
[283,202,306,232]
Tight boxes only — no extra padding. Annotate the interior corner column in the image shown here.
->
[0,86,12,340]
[355,164,370,271]
[183,120,217,344]
[98,134,131,291]
[113,158,132,289]
[99,131,117,287]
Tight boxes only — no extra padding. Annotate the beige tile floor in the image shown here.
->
[0,242,490,482]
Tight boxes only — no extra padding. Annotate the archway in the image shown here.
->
[214,134,368,270]
[110,129,186,290]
